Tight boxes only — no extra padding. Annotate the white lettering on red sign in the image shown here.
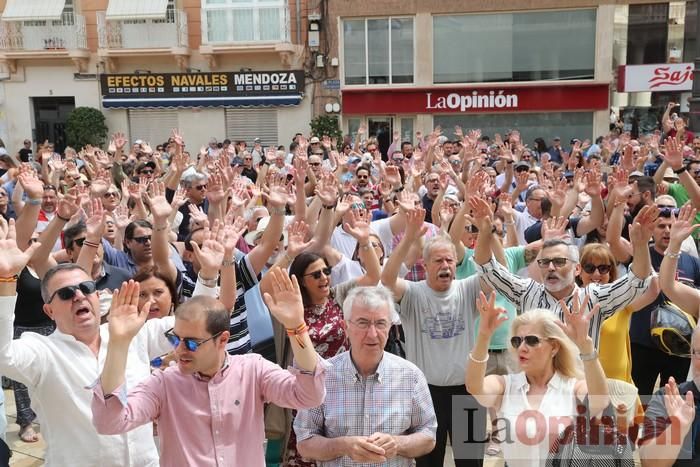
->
[426,90,518,111]
[649,65,694,89]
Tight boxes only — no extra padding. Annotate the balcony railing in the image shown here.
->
[97,9,188,50]
[202,5,290,45]
[0,13,87,51]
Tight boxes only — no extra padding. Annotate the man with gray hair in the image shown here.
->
[381,208,487,467]
[166,171,208,241]
[470,195,654,348]
[295,286,436,466]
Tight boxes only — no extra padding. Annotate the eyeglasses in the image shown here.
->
[510,335,546,349]
[351,202,366,210]
[164,328,224,352]
[536,257,571,268]
[465,225,479,233]
[73,237,86,248]
[131,235,152,245]
[309,162,321,166]
[582,263,612,274]
[356,175,368,179]
[392,157,404,163]
[349,319,390,331]
[194,184,207,191]
[450,159,461,165]
[139,170,154,175]
[304,266,332,279]
[103,192,119,198]
[48,280,97,303]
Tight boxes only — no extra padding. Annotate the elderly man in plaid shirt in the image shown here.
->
[294,286,436,466]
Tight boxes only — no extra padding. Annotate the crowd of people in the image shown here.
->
[0,110,698,467]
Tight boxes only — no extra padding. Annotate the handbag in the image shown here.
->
[650,299,697,358]
[546,403,635,467]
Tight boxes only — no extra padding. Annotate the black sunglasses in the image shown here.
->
[48,280,97,303]
[164,328,224,352]
[659,207,680,218]
[73,238,86,248]
[131,235,152,244]
[510,335,545,349]
[582,263,612,274]
[305,267,332,279]
[139,170,154,175]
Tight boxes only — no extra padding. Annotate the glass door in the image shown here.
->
[368,116,393,160]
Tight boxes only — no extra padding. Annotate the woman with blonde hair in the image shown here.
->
[466,292,609,467]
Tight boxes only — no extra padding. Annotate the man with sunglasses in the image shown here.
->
[472,196,654,349]
[0,220,178,466]
[91,268,327,467]
[295,286,437,465]
[164,171,209,242]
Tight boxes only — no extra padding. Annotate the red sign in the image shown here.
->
[342,83,609,114]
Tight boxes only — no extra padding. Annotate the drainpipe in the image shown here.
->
[295,0,302,44]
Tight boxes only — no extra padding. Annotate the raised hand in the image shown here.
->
[84,198,106,240]
[171,186,188,210]
[0,218,41,277]
[261,267,305,328]
[170,129,184,147]
[557,294,598,351]
[476,291,508,337]
[90,168,111,197]
[343,208,371,243]
[315,173,339,207]
[662,137,684,170]
[190,220,226,278]
[670,204,700,244]
[56,187,81,221]
[264,174,291,208]
[221,216,247,256]
[187,204,208,228]
[584,169,603,198]
[663,377,696,433]
[404,208,427,241]
[206,172,228,205]
[285,220,314,258]
[113,204,132,231]
[17,168,44,200]
[542,216,570,242]
[146,181,173,221]
[108,281,151,344]
[630,205,660,245]
[113,132,127,151]
[384,165,402,187]
[467,196,493,232]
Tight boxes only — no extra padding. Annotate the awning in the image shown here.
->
[102,95,303,109]
[1,0,66,21]
[105,0,169,20]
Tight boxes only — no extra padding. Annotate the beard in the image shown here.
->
[543,269,576,293]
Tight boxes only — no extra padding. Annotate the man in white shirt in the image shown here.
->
[0,220,173,466]
[513,185,547,245]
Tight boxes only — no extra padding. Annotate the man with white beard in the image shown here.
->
[470,197,655,348]
[381,208,488,467]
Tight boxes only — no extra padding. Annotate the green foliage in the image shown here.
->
[310,115,342,142]
[65,107,108,149]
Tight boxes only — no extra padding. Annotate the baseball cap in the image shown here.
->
[348,156,362,164]
[135,161,156,173]
[309,136,320,144]
[553,136,561,141]
[244,216,287,247]
[253,137,261,143]
[514,161,530,170]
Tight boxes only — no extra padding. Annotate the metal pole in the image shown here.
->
[689,1,700,132]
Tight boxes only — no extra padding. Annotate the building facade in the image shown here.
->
[0,0,313,153]
[313,0,699,154]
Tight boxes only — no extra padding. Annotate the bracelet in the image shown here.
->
[153,224,169,232]
[664,250,681,259]
[322,203,336,210]
[56,213,71,222]
[580,350,598,362]
[82,240,100,249]
[468,352,489,364]
[269,207,286,216]
[673,166,687,175]
[221,259,236,268]
[286,323,309,349]
[197,272,219,288]
[393,186,404,193]
[359,243,371,251]
[26,198,41,206]
[0,275,18,283]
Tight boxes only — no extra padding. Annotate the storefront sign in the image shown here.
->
[617,63,694,92]
[342,84,609,114]
[100,70,305,108]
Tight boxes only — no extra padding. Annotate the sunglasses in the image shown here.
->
[659,207,680,218]
[582,263,612,274]
[48,280,97,303]
[305,266,332,279]
[356,175,368,179]
[465,225,478,233]
[309,162,321,166]
[392,157,404,163]
[73,237,86,247]
[510,335,545,349]
[164,328,224,352]
[103,192,119,198]
[131,235,152,245]
[194,184,207,191]
[351,202,366,210]
[139,170,154,175]
[536,257,570,268]
[515,166,530,173]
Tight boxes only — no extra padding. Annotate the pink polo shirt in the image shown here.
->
[91,353,327,466]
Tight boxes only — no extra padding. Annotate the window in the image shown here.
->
[627,3,669,65]
[400,118,414,143]
[202,0,288,44]
[433,9,596,83]
[342,17,414,85]
[24,0,75,27]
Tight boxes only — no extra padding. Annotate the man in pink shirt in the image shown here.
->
[91,267,327,466]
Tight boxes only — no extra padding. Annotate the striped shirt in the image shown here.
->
[474,256,651,348]
[294,351,437,466]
